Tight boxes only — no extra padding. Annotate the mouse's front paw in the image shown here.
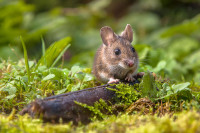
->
[125,74,135,82]
[108,78,120,84]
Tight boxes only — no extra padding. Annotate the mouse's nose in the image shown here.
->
[125,60,134,67]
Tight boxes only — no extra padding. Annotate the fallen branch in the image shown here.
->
[20,74,144,124]
[20,84,116,124]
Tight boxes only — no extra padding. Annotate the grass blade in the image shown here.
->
[41,36,46,56]
[35,37,71,70]
[51,44,71,67]
[20,36,31,83]
[41,36,46,65]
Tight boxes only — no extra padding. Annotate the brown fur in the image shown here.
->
[93,24,139,83]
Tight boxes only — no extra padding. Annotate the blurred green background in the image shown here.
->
[0,0,200,83]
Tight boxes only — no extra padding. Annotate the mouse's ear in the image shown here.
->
[100,26,117,46]
[121,24,133,42]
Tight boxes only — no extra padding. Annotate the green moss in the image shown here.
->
[109,83,141,105]
[75,99,113,121]
[1,110,200,133]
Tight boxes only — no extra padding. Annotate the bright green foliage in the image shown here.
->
[75,99,113,120]
[135,13,200,83]
[1,110,200,133]
[139,71,157,99]
[81,110,200,133]
[159,82,192,101]
[109,83,140,105]
[0,59,95,112]
[161,14,200,37]
[20,36,31,83]
[0,0,33,60]
[75,83,141,120]
[0,0,33,45]
[0,37,94,112]
[35,37,71,69]
[138,72,193,101]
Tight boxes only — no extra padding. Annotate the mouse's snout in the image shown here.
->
[125,60,134,68]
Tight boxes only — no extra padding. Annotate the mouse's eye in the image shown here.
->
[131,47,135,53]
[114,48,121,55]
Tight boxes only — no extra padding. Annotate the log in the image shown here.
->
[20,74,143,124]
[20,84,115,124]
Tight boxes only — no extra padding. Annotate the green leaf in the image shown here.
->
[71,82,81,92]
[62,68,70,78]
[83,73,94,82]
[20,36,31,83]
[41,36,46,65]
[161,82,192,101]
[70,65,81,77]
[28,61,35,68]
[171,82,191,93]
[5,94,16,100]
[153,60,166,73]
[46,68,63,80]
[9,87,17,95]
[41,36,46,57]
[42,74,55,81]
[51,44,71,67]
[75,73,85,81]
[56,88,67,95]
[35,37,71,69]
[139,71,157,99]
[1,86,17,95]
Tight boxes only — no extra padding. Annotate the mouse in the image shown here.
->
[93,24,139,84]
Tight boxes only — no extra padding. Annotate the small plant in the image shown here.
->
[109,83,140,105]
[0,37,96,113]
[139,71,157,99]
[75,99,113,121]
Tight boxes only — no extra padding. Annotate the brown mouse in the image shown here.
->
[93,24,139,83]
